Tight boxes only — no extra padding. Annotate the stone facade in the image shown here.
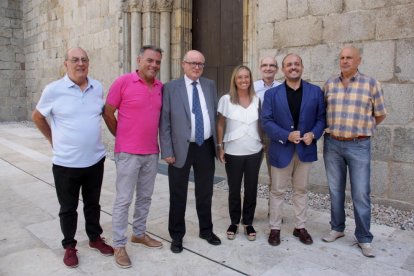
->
[255,0,414,209]
[0,0,413,208]
[0,0,26,121]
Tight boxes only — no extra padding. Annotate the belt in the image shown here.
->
[328,134,370,141]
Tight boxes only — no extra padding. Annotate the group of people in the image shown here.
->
[31,44,386,269]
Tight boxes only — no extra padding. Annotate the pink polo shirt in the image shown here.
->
[106,71,163,154]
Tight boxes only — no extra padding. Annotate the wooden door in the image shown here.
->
[192,0,243,97]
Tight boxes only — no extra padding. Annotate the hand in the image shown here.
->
[217,148,226,163]
[163,157,176,164]
[302,132,314,146]
[288,131,301,144]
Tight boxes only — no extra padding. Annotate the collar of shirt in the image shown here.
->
[339,70,360,82]
[134,70,162,87]
[64,74,93,90]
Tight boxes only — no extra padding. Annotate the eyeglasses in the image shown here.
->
[260,63,277,68]
[68,57,89,64]
[184,61,205,68]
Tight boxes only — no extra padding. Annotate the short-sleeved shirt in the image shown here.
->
[217,94,262,155]
[253,79,281,105]
[36,74,106,168]
[106,71,163,154]
[323,71,387,137]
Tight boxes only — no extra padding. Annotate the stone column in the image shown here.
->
[157,0,173,82]
[130,0,143,70]
[142,0,159,45]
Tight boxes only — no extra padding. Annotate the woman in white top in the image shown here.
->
[216,65,263,241]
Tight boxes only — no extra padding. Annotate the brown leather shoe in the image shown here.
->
[293,228,313,245]
[131,234,163,249]
[268,229,280,246]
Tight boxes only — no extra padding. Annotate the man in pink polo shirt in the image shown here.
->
[103,45,163,269]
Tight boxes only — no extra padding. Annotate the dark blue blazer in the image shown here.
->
[261,80,326,168]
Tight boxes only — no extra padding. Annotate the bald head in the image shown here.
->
[65,47,88,61]
[182,50,205,81]
[339,46,361,78]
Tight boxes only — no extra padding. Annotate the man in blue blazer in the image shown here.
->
[261,53,326,246]
[160,50,221,253]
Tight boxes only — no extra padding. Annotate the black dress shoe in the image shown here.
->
[268,229,281,246]
[170,239,183,253]
[199,233,221,245]
[293,228,313,245]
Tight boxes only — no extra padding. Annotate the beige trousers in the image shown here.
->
[269,153,312,230]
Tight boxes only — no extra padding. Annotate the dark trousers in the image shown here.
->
[225,150,262,225]
[168,137,215,240]
[52,157,105,249]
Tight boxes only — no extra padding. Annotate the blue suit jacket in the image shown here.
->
[261,80,326,168]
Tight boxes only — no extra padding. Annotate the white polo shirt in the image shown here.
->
[36,74,106,168]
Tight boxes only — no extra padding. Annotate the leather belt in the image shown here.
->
[329,134,370,141]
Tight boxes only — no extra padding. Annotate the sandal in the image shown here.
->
[245,225,256,241]
[226,224,238,240]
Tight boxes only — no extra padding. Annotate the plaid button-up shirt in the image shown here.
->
[323,71,387,138]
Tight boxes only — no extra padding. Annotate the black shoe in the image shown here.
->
[199,232,221,245]
[170,239,183,253]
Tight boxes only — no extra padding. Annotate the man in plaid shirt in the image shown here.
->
[321,46,387,258]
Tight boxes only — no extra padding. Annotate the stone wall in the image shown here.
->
[23,0,122,118]
[255,0,414,208]
[0,0,26,121]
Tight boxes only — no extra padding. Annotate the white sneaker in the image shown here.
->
[358,243,375,257]
[322,230,345,242]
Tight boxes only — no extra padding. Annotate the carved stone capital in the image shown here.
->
[142,0,157,12]
[156,0,173,12]
[130,0,143,12]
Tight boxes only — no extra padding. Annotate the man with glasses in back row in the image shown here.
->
[160,50,221,253]
[254,56,281,210]
[32,47,114,268]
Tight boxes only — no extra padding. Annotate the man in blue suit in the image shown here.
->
[262,53,326,246]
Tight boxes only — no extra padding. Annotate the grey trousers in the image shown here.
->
[112,152,158,248]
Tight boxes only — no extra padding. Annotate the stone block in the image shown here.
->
[0,17,11,27]
[287,0,309,19]
[323,11,375,43]
[86,0,100,19]
[376,4,414,40]
[0,46,15,62]
[370,161,388,198]
[274,17,322,48]
[393,127,414,163]
[371,126,392,161]
[309,157,327,187]
[359,40,395,82]
[100,0,109,17]
[0,37,10,46]
[0,61,20,70]
[396,38,414,82]
[258,0,287,23]
[257,23,274,49]
[5,8,22,19]
[344,0,387,11]
[382,84,414,125]
[0,28,12,38]
[390,162,414,205]
[309,44,343,82]
[12,28,23,39]
[309,0,343,15]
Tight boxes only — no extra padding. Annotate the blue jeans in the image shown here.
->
[323,135,373,243]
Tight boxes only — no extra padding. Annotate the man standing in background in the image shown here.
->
[254,56,281,207]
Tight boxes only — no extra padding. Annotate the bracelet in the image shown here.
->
[216,144,223,148]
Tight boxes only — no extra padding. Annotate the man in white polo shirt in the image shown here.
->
[32,47,113,268]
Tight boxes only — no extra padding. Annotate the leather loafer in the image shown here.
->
[199,233,221,245]
[268,229,281,246]
[170,239,183,253]
[293,228,313,245]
